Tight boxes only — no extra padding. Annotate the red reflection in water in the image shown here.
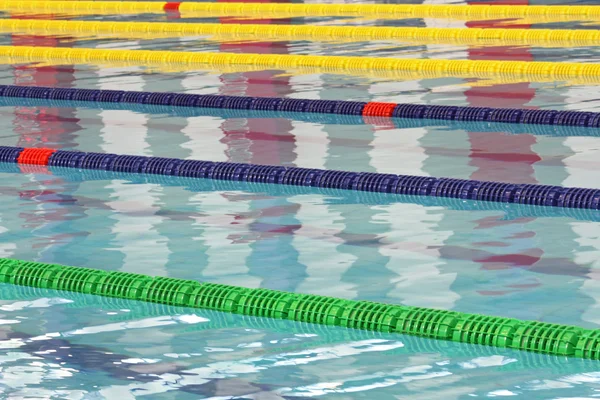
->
[10,13,82,256]
[461,0,555,295]
[10,14,81,149]
[465,0,540,184]
[215,0,300,255]
[217,0,296,167]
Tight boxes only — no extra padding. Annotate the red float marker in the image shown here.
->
[17,148,55,165]
[163,2,182,12]
[362,102,396,117]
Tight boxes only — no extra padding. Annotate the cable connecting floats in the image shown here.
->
[2,1,600,20]
[1,257,599,360]
[3,46,600,84]
[0,85,599,129]
[2,145,600,211]
[2,20,600,47]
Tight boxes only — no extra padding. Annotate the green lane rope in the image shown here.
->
[1,257,599,360]
[2,286,598,372]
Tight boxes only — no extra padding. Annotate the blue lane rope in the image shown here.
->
[0,84,599,128]
[13,164,599,222]
[1,97,598,137]
[2,161,600,222]
[4,146,600,211]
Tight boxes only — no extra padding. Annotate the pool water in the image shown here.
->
[2,0,600,398]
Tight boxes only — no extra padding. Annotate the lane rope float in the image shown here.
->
[3,1,600,20]
[0,257,599,360]
[2,45,600,82]
[0,84,598,129]
[1,46,598,85]
[2,163,596,223]
[2,8,597,25]
[2,145,600,210]
[2,19,600,47]
[1,95,600,138]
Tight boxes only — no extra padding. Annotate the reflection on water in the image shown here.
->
[0,0,600,397]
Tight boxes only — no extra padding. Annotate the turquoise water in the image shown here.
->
[2,0,600,398]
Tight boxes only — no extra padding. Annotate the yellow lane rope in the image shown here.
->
[1,19,600,47]
[2,45,600,84]
[2,1,600,21]
[3,10,598,25]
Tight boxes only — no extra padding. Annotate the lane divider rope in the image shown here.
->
[1,160,599,223]
[0,85,598,129]
[0,257,599,359]
[12,164,599,223]
[3,1,600,20]
[1,19,600,47]
[1,46,598,84]
[1,96,599,138]
[2,145,600,210]
[4,279,600,370]
[0,8,595,25]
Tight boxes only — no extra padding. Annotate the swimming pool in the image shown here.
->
[1,0,600,398]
